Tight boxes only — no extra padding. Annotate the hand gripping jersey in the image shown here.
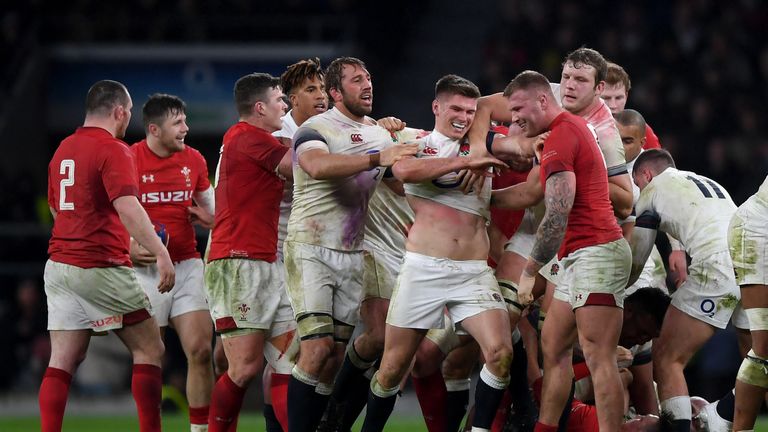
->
[131,140,210,262]
[288,107,419,251]
[404,130,491,219]
[635,168,736,260]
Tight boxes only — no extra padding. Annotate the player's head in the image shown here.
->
[621,287,671,347]
[432,74,481,140]
[603,62,631,113]
[325,57,372,120]
[85,80,132,139]
[234,72,287,133]
[503,70,559,137]
[632,149,676,190]
[281,58,327,122]
[560,47,607,115]
[142,94,188,154]
[614,109,646,162]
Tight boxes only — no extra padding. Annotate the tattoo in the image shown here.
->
[530,172,574,267]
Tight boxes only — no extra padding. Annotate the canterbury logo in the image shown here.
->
[141,191,193,203]
[422,146,438,156]
[350,134,363,143]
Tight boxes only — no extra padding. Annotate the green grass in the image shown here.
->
[0,413,428,431]
[3,414,768,431]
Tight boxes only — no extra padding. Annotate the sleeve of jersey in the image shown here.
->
[47,162,55,209]
[599,129,629,177]
[101,143,140,201]
[293,126,329,156]
[247,134,289,173]
[634,193,660,230]
[193,149,211,191]
[539,124,576,179]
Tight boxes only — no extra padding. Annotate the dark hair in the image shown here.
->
[632,148,676,177]
[435,74,480,99]
[324,57,367,98]
[503,70,553,97]
[563,47,608,86]
[85,80,130,116]
[613,109,646,130]
[625,287,671,329]
[142,93,186,132]
[234,73,281,116]
[606,62,631,92]
[281,58,324,97]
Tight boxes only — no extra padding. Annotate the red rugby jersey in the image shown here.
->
[131,140,210,262]
[207,122,288,262]
[539,112,622,258]
[48,127,139,268]
[643,124,661,149]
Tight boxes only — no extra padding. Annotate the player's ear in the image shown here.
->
[431,99,439,116]
[254,101,265,117]
[148,123,160,137]
[595,80,605,94]
[328,87,343,104]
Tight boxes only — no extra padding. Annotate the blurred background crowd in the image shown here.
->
[0,0,764,407]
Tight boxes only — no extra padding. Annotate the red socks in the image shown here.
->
[412,371,447,432]
[208,373,246,432]
[132,364,163,432]
[491,389,513,432]
[270,373,290,431]
[189,405,210,428]
[39,367,72,432]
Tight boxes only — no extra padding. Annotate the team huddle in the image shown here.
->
[40,47,768,432]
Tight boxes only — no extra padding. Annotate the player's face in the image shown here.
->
[156,111,189,154]
[617,122,645,162]
[560,62,603,116]
[620,309,660,347]
[260,86,289,133]
[292,76,327,119]
[507,89,547,138]
[602,83,628,113]
[116,96,133,139]
[433,94,477,140]
[633,167,653,191]
[338,64,373,118]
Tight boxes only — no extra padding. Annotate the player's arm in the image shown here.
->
[518,171,575,305]
[666,235,688,287]
[627,210,658,287]
[608,172,634,220]
[49,207,57,220]
[276,149,293,181]
[382,176,405,196]
[467,93,512,156]
[628,361,659,416]
[189,186,215,229]
[392,154,506,184]
[491,166,543,210]
[113,195,175,292]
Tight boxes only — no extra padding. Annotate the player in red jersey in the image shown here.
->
[42,80,173,432]
[601,62,661,150]
[503,71,632,432]
[130,94,214,432]
[203,73,292,432]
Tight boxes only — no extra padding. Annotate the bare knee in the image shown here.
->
[229,355,264,385]
[483,343,514,376]
[186,341,213,367]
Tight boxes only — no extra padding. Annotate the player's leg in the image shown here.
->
[171,310,214,431]
[537,297,577,430]
[41,330,91,432]
[361,324,427,432]
[264,318,299,432]
[411,334,450,432]
[115,315,166,432]
[734,284,768,431]
[442,337,480,432]
[461,308,514,431]
[653,307,715,432]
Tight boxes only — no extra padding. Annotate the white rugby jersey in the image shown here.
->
[753,175,768,207]
[287,107,418,251]
[364,183,413,259]
[635,168,736,261]
[550,83,626,176]
[272,111,300,256]
[404,130,491,219]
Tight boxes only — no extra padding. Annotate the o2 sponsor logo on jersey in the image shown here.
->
[141,190,194,204]
[700,299,716,318]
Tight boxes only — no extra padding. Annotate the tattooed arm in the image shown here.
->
[517,171,575,305]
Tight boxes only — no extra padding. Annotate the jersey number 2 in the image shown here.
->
[687,175,725,199]
[59,159,75,210]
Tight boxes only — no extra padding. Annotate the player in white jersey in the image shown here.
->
[359,74,511,432]
[628,149,747,432]
[283,57,418,432]
[725,175,768,431]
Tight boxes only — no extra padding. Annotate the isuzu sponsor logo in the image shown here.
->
[141,190,194,203]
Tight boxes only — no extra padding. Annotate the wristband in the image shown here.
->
[369,152,381,168]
